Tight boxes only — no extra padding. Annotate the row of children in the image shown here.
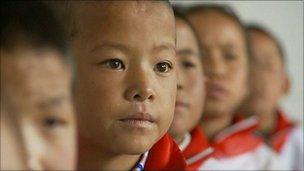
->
[1,1,303,170]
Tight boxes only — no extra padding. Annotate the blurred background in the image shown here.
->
[172,0,304,124]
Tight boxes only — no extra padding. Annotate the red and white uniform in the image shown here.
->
[144,133,186,170]
[265,110,303,170]
[202,117,279,170]
[178,126,214,170]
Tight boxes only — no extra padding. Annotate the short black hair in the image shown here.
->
[173,6,202,57]
[186,4,251,61]
[1,1,68,56]
[246,23,285,64]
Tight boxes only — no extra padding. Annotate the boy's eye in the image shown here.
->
[43,116,66,129]
[182,61,196,69]
[100,59,125,70]
[224,52,237,61]
[154,61,172,73]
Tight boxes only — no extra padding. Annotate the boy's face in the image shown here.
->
[188,11,249,116]
[72,2,176,154]
[1,47,76,170]
[169,18,205,141]
[241,30,287,115]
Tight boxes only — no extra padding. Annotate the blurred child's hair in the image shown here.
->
[1,1,69,57]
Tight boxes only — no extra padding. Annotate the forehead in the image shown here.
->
[188,11,244,46]
[71,1,175,51]
[176,18,198,50]
[250,30,278,51]
[1,48,70,107]
[249,30,282,61]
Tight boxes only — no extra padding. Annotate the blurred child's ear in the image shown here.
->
[282,72,290,96]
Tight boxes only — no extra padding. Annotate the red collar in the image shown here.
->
[145,133,186,170]
[270,110,295,152]
[182,126,213,170]
[211,117,263,158]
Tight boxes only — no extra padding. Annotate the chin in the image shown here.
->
[116,136,155,155]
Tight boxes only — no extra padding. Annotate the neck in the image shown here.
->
[174,133,186,145]
[257,109,277,138]
[201,112,233,141]
[77,138,141,170]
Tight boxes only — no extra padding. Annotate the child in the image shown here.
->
[53,1,186,170]
[1,2,76,170]
[169,8,215,170]
[238,24,303,170]
[186,5,278,170]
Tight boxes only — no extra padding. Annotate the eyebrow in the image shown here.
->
[177,49,197,56]
[38,95,68,109]
[153,43,176,53]
[221,44,238,51]
[90,42,130,53]
[90,42,176,55]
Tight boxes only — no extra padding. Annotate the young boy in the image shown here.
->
[238,24,303,170]
[1,2,76,170]
[186,5,278,170]
[53,1,186,170]
[169,9,215,170]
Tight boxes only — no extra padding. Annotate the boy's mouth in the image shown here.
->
[118,113,156,128]
[175,100,190,113]
[206,82,228,100]
[119,113,155,123]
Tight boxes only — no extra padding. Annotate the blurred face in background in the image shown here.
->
[188,10,249,117]
[1,46,76,170]
[71,1,176,155]
[169,18,205,143]
[240,30,289,116]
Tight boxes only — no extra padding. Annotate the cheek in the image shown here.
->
[42,129,76,169]
[186,71,204,95]
[226,62,249,102]
[156,75,177,131]
[229,61,248,88]
[251,70,282,95]
[44,144,75,169]
[188,74,204,113]
[75,65,124,112]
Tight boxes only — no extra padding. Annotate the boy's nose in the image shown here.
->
[205,56,227,79]
[125,68,156,102]
[126,87,155,102]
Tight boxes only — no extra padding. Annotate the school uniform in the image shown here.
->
[142,133,187,170]
[201,116,279,170]
[177,126,214,170]
[263,109,303,170]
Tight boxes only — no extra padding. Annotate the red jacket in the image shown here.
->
[268,110,295,153]
[211,117,263,158]
[145,133,186,170]
[182,126,213,170]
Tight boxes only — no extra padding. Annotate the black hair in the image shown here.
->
[246,23,285,64]
[173,6,202,57]
[1,1,68,56]
[186,4,252,62]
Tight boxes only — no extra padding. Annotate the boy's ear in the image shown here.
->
[282,72,291,96]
